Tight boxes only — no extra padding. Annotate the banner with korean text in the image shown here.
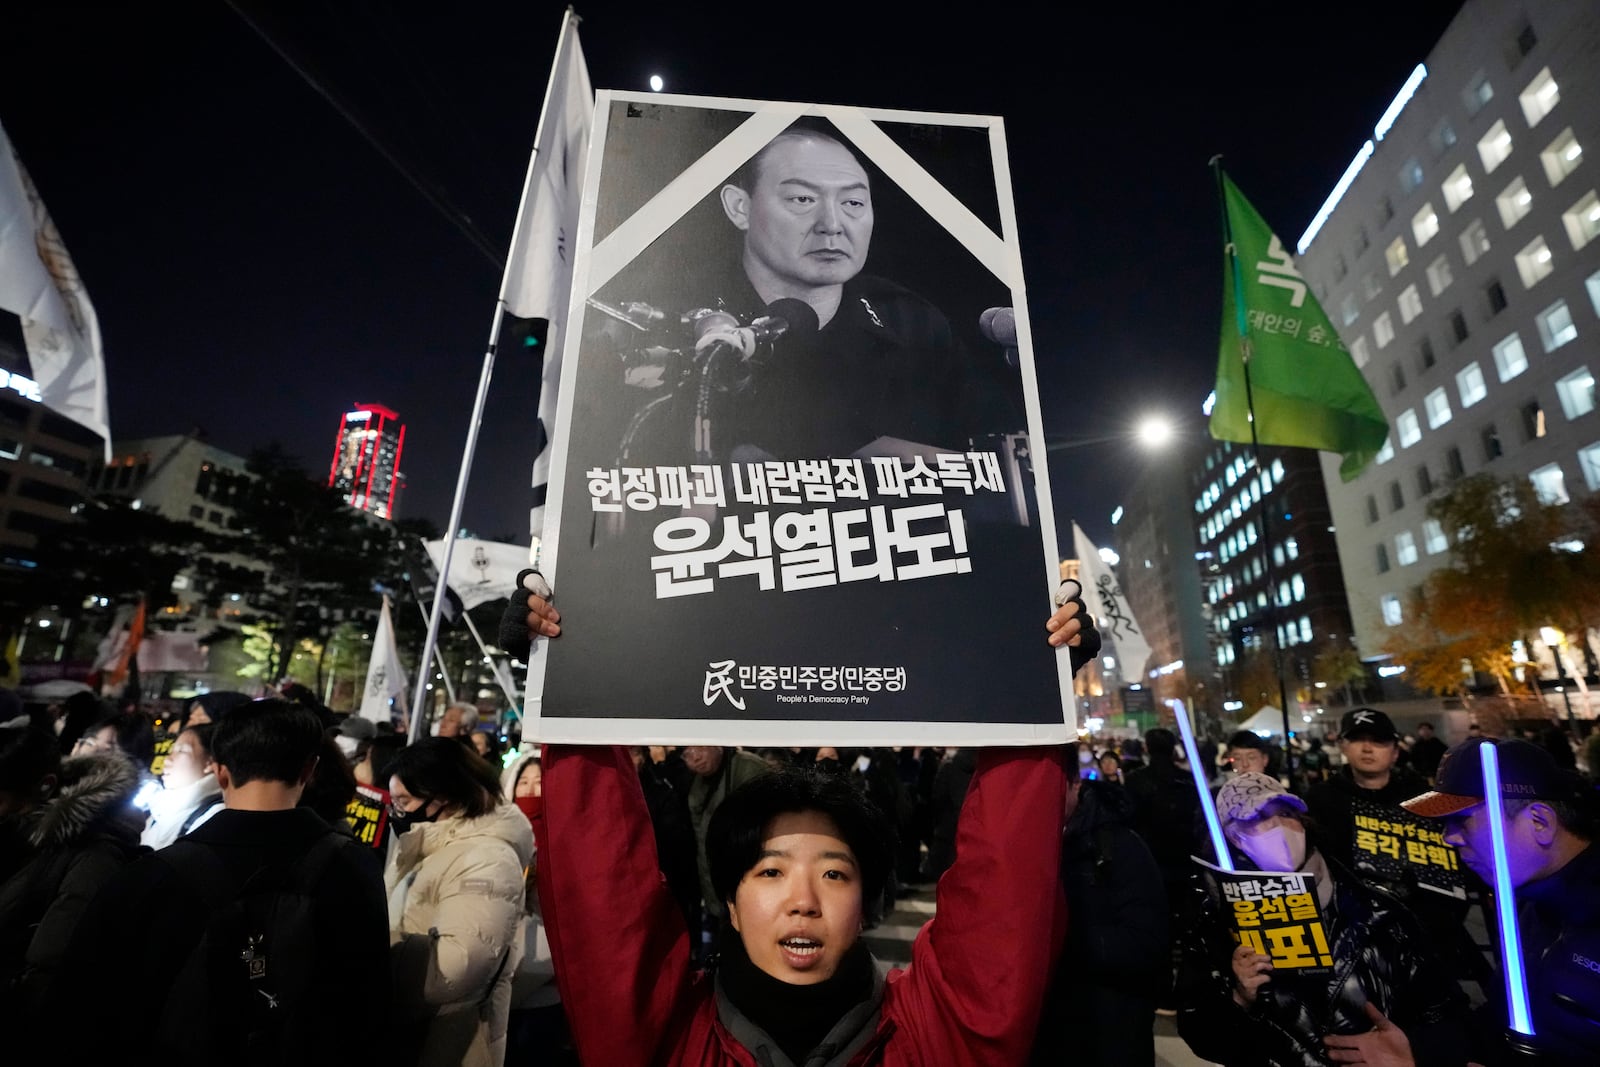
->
[1194,857,1335,977]
[525,93,1071,744]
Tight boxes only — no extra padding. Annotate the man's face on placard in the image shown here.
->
[723,133,874,296]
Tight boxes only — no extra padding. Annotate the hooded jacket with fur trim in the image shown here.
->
[0,752,145,1017]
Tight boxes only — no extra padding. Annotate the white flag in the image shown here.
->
[360,595,409,723]
[0,120,110,451]
[498,10,592,539]
[1072,522,1154,682]
[424,537,529,610]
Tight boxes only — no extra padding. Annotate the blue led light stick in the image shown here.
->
[1481,741,1536,1040]
[1171,699,1233,872]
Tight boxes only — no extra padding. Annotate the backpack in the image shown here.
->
[155,831,347,1065]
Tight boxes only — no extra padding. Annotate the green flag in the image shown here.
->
[1210,171,1388,481]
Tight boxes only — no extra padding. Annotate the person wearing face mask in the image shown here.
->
[1176,773,1470,1067]
[386,737,533,1067]
[140,722,223,850]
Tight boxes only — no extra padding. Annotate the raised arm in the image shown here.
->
[536,744,696,1065]
[889,745,1069,1064]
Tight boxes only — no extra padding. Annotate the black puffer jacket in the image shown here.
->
[0,753,145,1019]
[1177,851,1470,1067]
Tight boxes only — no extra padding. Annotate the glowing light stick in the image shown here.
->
[1481,742,1536,1038]
[1171,699,1233,872]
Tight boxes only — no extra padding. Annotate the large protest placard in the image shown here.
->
[1349,798,1466,899]
[525,93,1071,745]
[1194,858,1336,976]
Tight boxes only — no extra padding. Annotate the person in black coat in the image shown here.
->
[1032,742,1168,1066]
[922,746,975,881]
[0,738,144,1024]
[1125,727,1203,1011]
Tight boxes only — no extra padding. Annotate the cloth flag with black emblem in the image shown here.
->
[360,595,408,724]
[0,119,110,451]
[424,537,530,611]
[498,10,592,540]
[1210,171,1388,481]
[1072,523,1153,682]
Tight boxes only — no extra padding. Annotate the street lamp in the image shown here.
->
[1136,415,1174,449]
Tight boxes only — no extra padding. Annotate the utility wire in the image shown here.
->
[225,0,505,270]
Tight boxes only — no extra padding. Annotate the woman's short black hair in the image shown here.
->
[87,711,155,767]
[707,767,894,914]
[181,723,216,762]
[388,737,502,818]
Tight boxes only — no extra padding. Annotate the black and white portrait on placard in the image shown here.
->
[526,93,1074,746]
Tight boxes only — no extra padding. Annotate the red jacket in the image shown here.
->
[536,745,1068,1067]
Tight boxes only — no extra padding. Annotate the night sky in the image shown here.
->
[1,1,1465,552]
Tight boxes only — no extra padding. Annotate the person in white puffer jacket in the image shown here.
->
[385,738,534,1067]
[140,723,223,851]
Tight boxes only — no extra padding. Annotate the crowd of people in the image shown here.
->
[0,573,1596,1067]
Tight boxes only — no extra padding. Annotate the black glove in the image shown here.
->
[497,568,547,661]
[1056,580,1102,677]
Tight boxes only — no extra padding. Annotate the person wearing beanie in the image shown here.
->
[1177,772,1469,1067]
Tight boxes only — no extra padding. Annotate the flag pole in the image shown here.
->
[410,7,579,744]
[408,596,458,704]
[460,611,524,718]
[1211,157,1297,776]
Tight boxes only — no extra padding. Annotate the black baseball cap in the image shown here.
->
[1402,737,1568,818]
[1340,707,1399,743]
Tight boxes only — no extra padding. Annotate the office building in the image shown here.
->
[329,403,405,520]
[1295,0,1600,658]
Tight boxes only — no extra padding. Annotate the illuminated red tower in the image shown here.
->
[328,403,406,520]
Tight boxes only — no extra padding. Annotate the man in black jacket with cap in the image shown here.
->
[1305,708,1430,872]
[1405,737,1600,1067]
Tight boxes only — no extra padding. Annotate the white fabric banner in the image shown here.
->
[0,119,110,449]
[424,537,529,610]
[360,596,409,723]
[1072,522,1154,682]
[498,12,592,540]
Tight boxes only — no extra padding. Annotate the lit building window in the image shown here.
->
[1518,68,1559,128]
[1493,333,1529,380]
[1396,409,1421,448]
[1589,269,1600,319]
[1514,235,1555,288]
[1299,617,1312,644]
[1541,128,1583,187]
[1291,574,1305,602]
[1424,518,1449,555]
[1339,293,1360,327]
[1425,386,1452,428]
[1426,254,1453,296]
[1286,538,1299,560]
[1556,367,1596,421]
[1496,176,1533,230]
[1462,72,1493,118]
[1529,463,1570,505]
[1411,203,1440,247]
[1399,284,1424,324]
[1579,442,1600,492]
[1478,120,1513,174]
[1442,164,1474,212]
[1376,436,1395,464]
[1382,594,1403,626]
[1456,361,1488,407]
[1272,458,1285,484]
[1396,530,1418,566]
[1350,335,1370,367]
[1562,190,1600,252]
[1536,300,1578,352]
[1374,312,1396,349]
[1385,236,1410,277]
[1460,218,1491,265]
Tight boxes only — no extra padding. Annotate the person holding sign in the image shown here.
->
[504,572,1098,1067]
[1176,772,1469,1067]
[1402,737,1600,1066]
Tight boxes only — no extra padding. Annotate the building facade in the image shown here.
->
[1294,0,1600,657]
[1114,441,1215,717]
[0,338,101,571]
[1193,438,1359,715]
[328,403,405,520]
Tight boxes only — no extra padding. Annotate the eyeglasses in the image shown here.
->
[387,797,428,819]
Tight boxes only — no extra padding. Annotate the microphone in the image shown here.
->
[979,306,1019,368]
[979,306,1017,346]
[749,298,820,345]
[693,300,818,360]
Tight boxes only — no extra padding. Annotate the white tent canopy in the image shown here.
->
[1238,705,1288,737]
